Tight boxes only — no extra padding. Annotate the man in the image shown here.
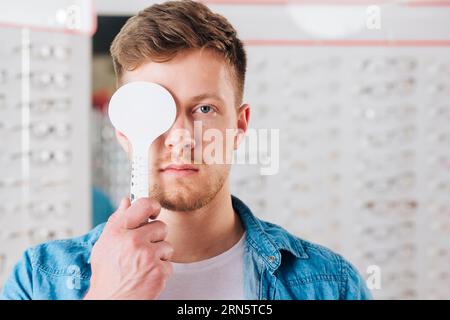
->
[0,0,371,300]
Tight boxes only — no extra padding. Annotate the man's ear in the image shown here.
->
[235,103,250,149]
[115,129,132,160]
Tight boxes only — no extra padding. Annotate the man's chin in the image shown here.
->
[150,170,227,212]
[153,183,224,212]
[158,192,209,212]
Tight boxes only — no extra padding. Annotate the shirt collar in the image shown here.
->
[88,195,309,269]
[231,195,309,274]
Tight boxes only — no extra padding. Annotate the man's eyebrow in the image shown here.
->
[190,93,225,104]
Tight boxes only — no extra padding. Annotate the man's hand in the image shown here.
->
[84,197,173,300]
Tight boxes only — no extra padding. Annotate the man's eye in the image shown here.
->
[196,105,213,114]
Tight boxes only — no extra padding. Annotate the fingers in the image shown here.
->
[119,197,131,210]
[122,197,162,230]
[135,220,169,243]
[160,260,173,277]
[152,241,174,261]
[106,197,130,226]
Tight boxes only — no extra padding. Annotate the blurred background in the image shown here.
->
[0,0,449,299]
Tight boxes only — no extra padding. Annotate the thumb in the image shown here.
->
[118,197,131,210]
[106,197,130,226]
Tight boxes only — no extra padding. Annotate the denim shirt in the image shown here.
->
[0,195,372,300]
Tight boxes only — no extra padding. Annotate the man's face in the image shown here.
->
[117,48,249,211]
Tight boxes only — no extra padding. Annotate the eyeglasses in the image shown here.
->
[359,125,417,148]
[16,98,71,113]
[357,56,417,74]
[280,103,315,124]
[426,81,450,96]
[427,130,450,146]
[427,246,449,261]
[385,269,417,284]
[386,288,418,300]
[13,43,72,61]
[233,174,267,191]
[27,201,71,220]
[11,149,72,165]
[428,104,450,121]
[27,227,73,244]
[426,202,450,219]
[0,177,70,193]
[358,220,415,241]
[425,60,450,77]
[17,71,71,89]
[0,178,27,191]
[361,243,416,265]
[354,77,416,98]
[283,81,340,100]
[427,154,450,173]
[357,149,416,173]
[281,130,319,149]
[357,171,416,194]
[7,122,72,139]
[429,219,450,235]
[429,178,450,193]
[0,227,73,243]
[0,200,70,220]
[428,270,450,283]
[427,286,450,300]
[355,103,417,123]
[32,44,71,61]
[291,57,341,75]
[359,199,418,218]
[29,122,71,139]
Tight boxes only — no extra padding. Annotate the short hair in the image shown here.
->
[110,0,247,105]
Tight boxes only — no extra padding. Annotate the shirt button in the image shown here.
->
[268,255,276,262]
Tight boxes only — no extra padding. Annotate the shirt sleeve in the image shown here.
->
[0,249,34,300]
[341,260,373,300]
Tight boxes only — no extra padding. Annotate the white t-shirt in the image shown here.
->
[157,232,246,300]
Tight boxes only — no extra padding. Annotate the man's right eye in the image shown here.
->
[194,105,216,115]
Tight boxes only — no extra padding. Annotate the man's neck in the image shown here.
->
[157,182,244,263]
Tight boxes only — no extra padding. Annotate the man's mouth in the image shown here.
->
[159,164,199,177]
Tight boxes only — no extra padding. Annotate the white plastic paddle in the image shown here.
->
[108,81,176,202]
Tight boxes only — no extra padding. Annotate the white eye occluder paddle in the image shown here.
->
[108,81,177,202]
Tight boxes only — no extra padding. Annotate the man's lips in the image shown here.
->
[160,164,199,177]
[161,164,199,171]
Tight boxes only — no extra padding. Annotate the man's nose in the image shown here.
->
[164,115,196,151]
